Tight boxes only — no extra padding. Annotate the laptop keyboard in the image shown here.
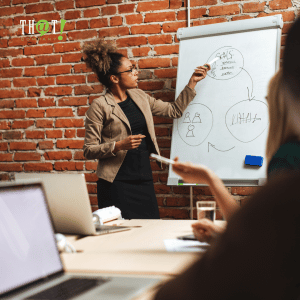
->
[25,277,108,299]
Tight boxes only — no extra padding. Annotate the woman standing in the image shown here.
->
[82,39,210,219]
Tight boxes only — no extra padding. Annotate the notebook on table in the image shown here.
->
[0,180,160,300]
[15,173,128,236]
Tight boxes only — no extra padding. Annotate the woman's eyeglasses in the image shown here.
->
[117,66,137,74]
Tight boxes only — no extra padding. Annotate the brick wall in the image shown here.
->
[0,0,298,219]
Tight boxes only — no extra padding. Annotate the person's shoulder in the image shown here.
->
[273,141,300,160]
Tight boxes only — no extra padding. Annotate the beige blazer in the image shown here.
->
[83,85,196,182]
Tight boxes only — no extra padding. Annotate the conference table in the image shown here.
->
[62,219,225,299]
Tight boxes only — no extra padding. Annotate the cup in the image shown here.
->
[196,201,216,221]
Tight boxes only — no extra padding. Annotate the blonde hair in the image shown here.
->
[266,70,300,166]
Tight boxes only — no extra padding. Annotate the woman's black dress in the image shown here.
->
[97,95,160,219]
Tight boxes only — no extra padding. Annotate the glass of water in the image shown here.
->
[196,201,216,221]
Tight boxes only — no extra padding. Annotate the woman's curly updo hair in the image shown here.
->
[82,39,124,88]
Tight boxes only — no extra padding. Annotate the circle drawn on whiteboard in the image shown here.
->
[207,47,244,80]
[178,103,213,146]
[225,99,268,143]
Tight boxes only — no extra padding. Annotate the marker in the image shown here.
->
[150,154,175,165]
[204,57,220,68]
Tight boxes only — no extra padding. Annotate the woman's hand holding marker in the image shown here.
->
[188,64,211,90]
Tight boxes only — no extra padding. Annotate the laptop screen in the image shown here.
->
[0,183,63,295]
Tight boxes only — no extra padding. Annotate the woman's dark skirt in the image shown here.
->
[97,178,160,219]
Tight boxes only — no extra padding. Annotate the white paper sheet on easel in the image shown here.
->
[164,239,209,252]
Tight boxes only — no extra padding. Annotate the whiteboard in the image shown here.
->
[168,16,283,186]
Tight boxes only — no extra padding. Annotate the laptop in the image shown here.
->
[15,173,128,235]
[0,180,160,300]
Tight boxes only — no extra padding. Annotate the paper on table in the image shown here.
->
[164,239,209,252]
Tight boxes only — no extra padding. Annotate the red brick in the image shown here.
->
[137,0,169,12]
[145,12,175,23]
[74,63,91,73]
[125,14,143,25]
[14,152,41,161]
[162,21,186,33]
[1,49,23,60]
[25,3,54,13]
[269,0,292,9]
[84,8,99,17]
[11,57,34,67]
[36,119,53,128]
[0,0,10,6]
[138,81,165,90]
[25,130,45,139]
[0,90,25,99]
[12,120,34,129]
[243,2,265,13]
[26,109,45,118]
[0,142,8,151]
[15,99,37,108]
[0,163,22,171]
[35,55,61,65]
[76,0,105,8]
[54,161,84,171]
[56,139,84,149]
[0,100,13,108]
[37,98,55,107]
[76,20,89,30]
[118,3,135,14]
[0,110,25,119]
[58,96,87,106]
[24,45,52,56]
[62,53,82,63]
[0,68,22,78]
[99,27,129,38]
[138,57,170,69]
[39,141,53,149]
[0,6,24,16]
[46,108,73,117]
[148,35,173,45]
[37,78,55,86]
[45,129,62,138]
[231,187,258,196]
[84,172,98,182]
[27,88,41,97]
[86,161,97,170]
[0,121,11,130]
[44,151,72,160]
[12,0,39,3]
[56,0,74,10]
[0,19,12,26]
[65,10,81,19]
[209,4,240,16]
[159,208,189,219]
[0,39,7,48]
[68,30,98,40]
[24,67,45,77]
[55,118,84,128]
[13,78,36,87]
[153,92,175,102]
[110,16,122,26]
[117,36,147,47]
[87,74,98,83]
[0,59,9,68]
[2,131,22,139]
[10,141,36,150]
[157,139,171,148]
[154,69,177,78]
[62,21,76,31]
[77,129,85,137]
[166,197,190,207]
[193,17,227,26]
[54,42,81,53]
[90,18,108,28]
[78,107,89,116]
[132,47,151,57]
[101,6,116,15]
[178,8,206,20]
[154,45,179,55]
[33,12,60,22]
[8,37,37,47]
[57,75,85,85]
[65,129,76,138]
[0,79,10,88]
[172,57,178,66]
[74,85,103,95]
[131,24,161,34]
[24,163,53,171]
[47,65,72,75]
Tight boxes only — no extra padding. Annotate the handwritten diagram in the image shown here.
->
[177,46,268,150]
[177,104,213,146]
